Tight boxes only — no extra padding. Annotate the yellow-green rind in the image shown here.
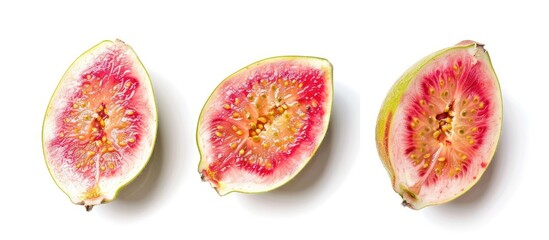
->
[197,56,333,195]
[42,40,158,210]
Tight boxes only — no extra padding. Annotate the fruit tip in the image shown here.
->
[85,205,94,212]
[456,40,485,48]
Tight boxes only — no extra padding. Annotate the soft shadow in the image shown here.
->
[103,71,185,216]
[238,109,336,213]
[425,94,525,226]
[268,121,334,194]
[446,151,498,206]
[111,126,165,210]
[240,82,360,214]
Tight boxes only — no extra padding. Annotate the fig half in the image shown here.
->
[376,40,502,209]
[42,40,157,210]
[197,56,333,195]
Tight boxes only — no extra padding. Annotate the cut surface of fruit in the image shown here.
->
[197,56,333,195]
[42,40,157,210]
[376,41,502,209]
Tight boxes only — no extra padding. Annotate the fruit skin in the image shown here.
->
[42,40,157,210]
[197,56,333,195]
[375,41,502,209]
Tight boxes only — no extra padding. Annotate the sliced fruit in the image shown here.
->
[197,56,333,195]
[375,40,502,209]
[42,40,157,210]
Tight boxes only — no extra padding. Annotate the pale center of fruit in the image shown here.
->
[211,78,314,172]
[431,100,455,144]
[60,74,140,174]
[248,104,287,141]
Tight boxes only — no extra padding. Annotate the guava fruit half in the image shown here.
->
[42,40,157,211]
[376,40,502,209]
[197,56,333,195]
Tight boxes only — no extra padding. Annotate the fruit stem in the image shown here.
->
[85,205,94,211]
[401,190,417,209]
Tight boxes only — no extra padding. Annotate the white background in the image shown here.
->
[0,0,545,239]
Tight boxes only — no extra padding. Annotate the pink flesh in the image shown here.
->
[49,48,145,185]
[403,54,493,186]
[203,61,328,184]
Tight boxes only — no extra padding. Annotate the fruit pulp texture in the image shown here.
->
[203,67,328,183]
[401,54,494,186]
[49,50,145,193]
